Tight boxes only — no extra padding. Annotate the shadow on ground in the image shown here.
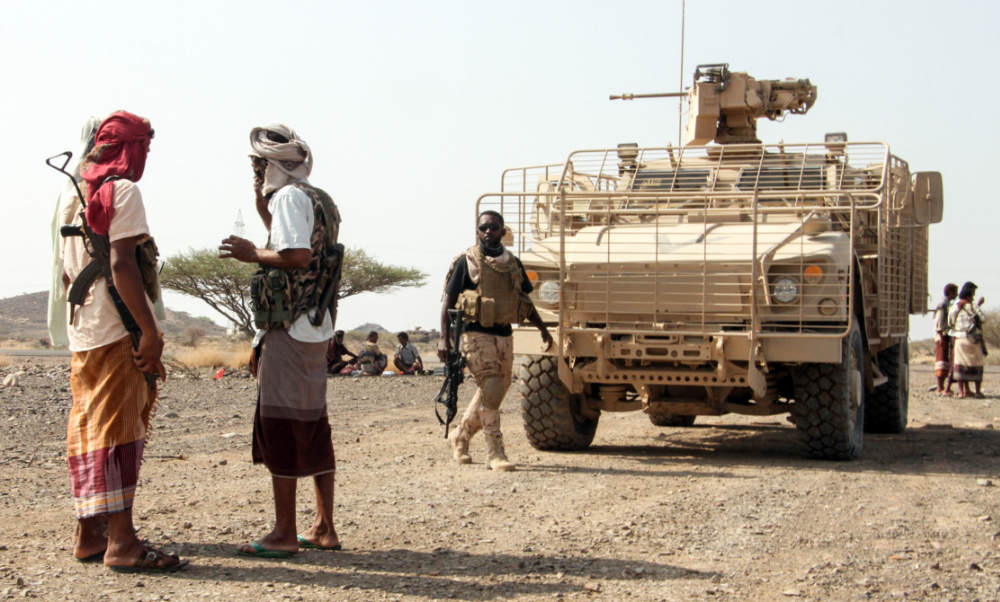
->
[522,422,1000,477]
[151,545,714,599]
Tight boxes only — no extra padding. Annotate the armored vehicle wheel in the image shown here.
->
[865,340,908,433]
[519,355,599,451]
[791,321,865,460]
[648,413,696,427]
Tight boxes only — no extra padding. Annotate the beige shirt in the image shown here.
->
[59,180,158,352]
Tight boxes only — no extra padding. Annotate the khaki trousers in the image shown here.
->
[458,331,514,436]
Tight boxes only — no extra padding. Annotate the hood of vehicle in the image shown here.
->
[520,222,849,267]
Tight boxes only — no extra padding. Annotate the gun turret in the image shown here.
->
[611,63,817,146]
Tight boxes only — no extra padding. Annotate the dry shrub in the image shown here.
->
[0,355,11,368]
[181,326,206,347]
[171,342,251,370]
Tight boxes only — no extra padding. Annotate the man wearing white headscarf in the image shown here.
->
[48,117,100,347]
[220,124,342,558]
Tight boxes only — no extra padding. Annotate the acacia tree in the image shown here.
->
[160,247,426,337]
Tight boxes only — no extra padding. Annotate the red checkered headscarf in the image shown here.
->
[80,111,153,235]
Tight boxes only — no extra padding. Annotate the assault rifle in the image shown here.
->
[434,308,465,437]
[310,243,344,327]
[46,151,157,390]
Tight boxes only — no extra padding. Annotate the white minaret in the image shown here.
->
[233,209,246,237]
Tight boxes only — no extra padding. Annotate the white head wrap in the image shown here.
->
[49,115,104,348]
[249,124,313,195]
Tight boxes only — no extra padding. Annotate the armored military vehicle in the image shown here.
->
[478,64,942,460]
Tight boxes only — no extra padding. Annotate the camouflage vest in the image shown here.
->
[455,246,532,327]
[250,183,343,329]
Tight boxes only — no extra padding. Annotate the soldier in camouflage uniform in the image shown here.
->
[438,210,553,471]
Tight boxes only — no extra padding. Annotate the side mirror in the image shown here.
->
[911,172,943,224]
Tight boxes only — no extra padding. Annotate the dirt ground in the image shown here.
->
[0,358,997,601]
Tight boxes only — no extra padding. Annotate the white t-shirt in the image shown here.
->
[60,180,159,352]
[257,183,333,344]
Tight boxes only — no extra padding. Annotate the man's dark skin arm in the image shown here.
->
[527,306,554,350]
[218,238,311,270]
[437,292,459,362]
[219,237,311,377]
[110,236,166,380]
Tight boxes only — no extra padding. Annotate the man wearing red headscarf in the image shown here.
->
[61,111,185,572]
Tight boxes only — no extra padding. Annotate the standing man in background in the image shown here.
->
[221,124,342,557]
[933,283,958,395]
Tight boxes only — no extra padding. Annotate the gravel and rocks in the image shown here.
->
[0,359,998,600]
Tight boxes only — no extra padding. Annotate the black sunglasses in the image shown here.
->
[478,223,501,232]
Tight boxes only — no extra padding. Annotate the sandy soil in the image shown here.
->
[0,359,997,601]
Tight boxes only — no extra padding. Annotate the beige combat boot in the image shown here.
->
[448,425,473,464]
[484,431,515,471]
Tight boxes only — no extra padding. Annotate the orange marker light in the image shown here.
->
[526,270,539,283]
[803,265,823,284]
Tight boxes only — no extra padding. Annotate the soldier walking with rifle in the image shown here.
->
[438,210,552,471]
[220,124,344,557]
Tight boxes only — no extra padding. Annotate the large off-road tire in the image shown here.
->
[865,340,908,433]
[648,413,696,427]
[519,356,599,451]
[791,321,865,460]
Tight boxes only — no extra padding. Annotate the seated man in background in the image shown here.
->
[357,330,387,375]
[393,332,424,375]
[326,330,356,375]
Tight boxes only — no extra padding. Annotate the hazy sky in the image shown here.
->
[2,0,995,337]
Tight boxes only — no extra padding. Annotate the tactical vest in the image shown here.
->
[455,246,532,327]
[250,183,344,329]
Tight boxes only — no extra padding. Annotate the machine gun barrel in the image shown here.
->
[609,91,687,101]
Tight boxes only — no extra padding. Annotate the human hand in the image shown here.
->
[133,332,166,380]
[540,328,554,352]
[219,236,258,263]
[978,296,985,306]
[251,156,267,193]
[436,337,450,363]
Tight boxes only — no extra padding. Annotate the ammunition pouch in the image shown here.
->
[250,267,295,329]
[456,289,533,327]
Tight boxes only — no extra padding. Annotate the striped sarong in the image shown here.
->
[934,334,953,379]
[954,337,985,383]
[67,336,156,518]
[252,328,335,478]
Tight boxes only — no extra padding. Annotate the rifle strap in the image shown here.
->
[62,175,145,349]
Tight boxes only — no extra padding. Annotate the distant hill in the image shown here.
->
[0,291,226,346]
[350,322,390,334]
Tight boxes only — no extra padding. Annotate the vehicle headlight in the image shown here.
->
[539,280,561,304]
[772,277,799,303]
